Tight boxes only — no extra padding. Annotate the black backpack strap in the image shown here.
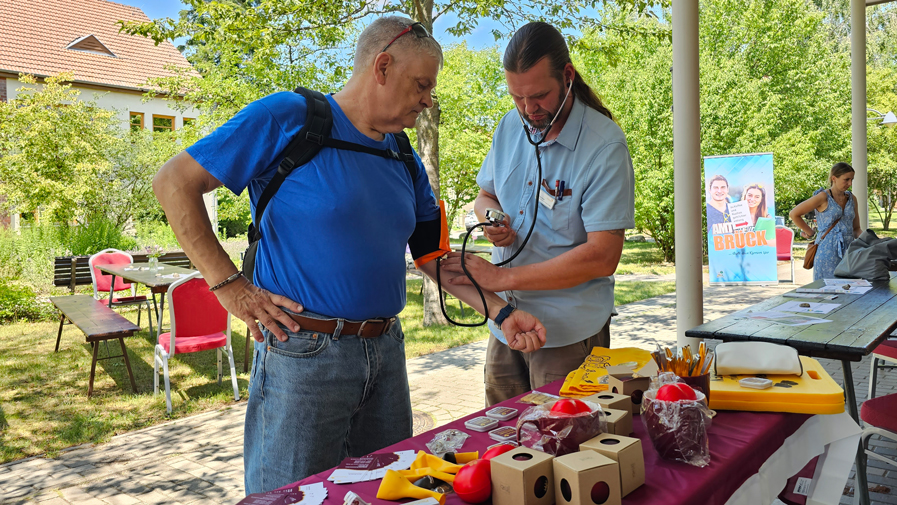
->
[248,87,331,242]
[320,133,418,182]
[393,131,419,182]
[248,89,421,242]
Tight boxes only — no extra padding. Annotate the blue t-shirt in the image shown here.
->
[187,92,440,320]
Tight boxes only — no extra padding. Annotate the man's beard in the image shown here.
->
[522,87,566,130]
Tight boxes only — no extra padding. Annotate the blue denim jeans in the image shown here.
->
[243,309,412,495]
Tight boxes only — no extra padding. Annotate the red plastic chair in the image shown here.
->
[153,272,238,414]
[775,226,795,283]
[868,338,897,399]
[859,391,897,504]
[88,248,153,335]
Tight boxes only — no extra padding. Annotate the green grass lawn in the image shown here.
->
[614,281,677,305]
[0,240,676,463]
[0,309,253,463]
[400,279,490,358]
[615,242,676,276]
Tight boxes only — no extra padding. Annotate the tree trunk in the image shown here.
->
[416,101,449,326]
[410,2,448,327]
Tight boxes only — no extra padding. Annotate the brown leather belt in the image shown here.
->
[287,313,396,338]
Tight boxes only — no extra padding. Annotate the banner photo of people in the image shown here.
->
[705,153,777,284]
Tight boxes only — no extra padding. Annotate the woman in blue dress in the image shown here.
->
[789,163,863,280]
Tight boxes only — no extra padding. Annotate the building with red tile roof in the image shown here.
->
[0,0,212,229]
[0,0,200,131]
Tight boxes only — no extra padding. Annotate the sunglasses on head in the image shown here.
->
[381,22,431,53]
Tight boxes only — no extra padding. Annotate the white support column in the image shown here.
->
[673,0,703,348]
[851,0,868,229]
[203,189,218,233]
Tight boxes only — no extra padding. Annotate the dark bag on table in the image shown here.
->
[241,87,419,282]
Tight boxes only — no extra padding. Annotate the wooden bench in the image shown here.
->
[53,251,194,293]
[50,295,141,397]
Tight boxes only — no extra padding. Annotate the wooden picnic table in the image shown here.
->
[686,272,897,505]
[94,262,197,333]
[50,295,141,397]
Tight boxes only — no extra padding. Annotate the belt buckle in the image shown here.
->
[357,317,396,338]
[383,317,396,334]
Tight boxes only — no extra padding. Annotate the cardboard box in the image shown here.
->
[581,392,631,413]
[553,451,622,505]
[580,433,645,497]
[606,374,650,415]
[601,408,633,437]
[490,447,555,505]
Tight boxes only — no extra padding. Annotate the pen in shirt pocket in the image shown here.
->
[558,181,565,201]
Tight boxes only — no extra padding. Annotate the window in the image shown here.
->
[152,115,175,132]
[182,117,195,127]
[129,112,144,131]
[66,35,117,57]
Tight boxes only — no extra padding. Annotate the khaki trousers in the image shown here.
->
[484,318,611,407]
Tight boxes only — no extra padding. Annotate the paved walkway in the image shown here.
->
[3,269,896,504]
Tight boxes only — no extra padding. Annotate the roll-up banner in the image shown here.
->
[705,153,777,285]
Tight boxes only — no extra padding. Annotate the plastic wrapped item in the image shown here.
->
[426,429,470,458]
[516,399,607,456]
[641,373,713,467]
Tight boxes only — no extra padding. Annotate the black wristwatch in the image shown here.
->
[494,303,516,329]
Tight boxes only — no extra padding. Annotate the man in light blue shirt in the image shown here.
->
[441,22,635,405]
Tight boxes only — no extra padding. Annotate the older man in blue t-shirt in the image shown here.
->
[153,16,546,495]
[441,22,635,406]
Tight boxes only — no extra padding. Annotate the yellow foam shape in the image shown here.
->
[560,347,653,397]
[377,470,446,505]
[398,467,456,483]
[709,356,844,415]
[409,451,462,474]
[454,451,479,464]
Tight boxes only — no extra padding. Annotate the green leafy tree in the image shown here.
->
[121,0,667,325]
[218,190,252,237]
[576,0,851,261]
[0,74,122,223]
[576,9,676,260]
[102,128,184,226]
[700,0,851,215]
[867,67,897,230]
[415,43,512,227]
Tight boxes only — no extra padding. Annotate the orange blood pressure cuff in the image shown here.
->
[408,200,452,268]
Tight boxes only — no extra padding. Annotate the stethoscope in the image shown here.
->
[436,78,574,327]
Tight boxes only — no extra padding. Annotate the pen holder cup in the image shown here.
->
[679,373,711,407]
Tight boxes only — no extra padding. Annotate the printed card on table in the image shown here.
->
[328,450,415,484]
[236,482,328,505]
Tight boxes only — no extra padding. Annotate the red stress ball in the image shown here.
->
[549,399,592,416]
[482,444,516,461]
[656,383,698,402]
[453,459,492,504]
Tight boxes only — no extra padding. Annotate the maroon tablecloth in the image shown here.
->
[289,381,811,504]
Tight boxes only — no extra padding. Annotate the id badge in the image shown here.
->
[538,188,556,209]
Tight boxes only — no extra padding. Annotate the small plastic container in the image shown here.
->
[485,406,518,421]
[487,441,518,450]
[488,426,518,443]
[739,377,773,390]
[464,416,499,432]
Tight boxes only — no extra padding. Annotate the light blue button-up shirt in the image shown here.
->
[477,97,635,348]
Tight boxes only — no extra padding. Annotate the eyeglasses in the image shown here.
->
[381,22,431,53]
